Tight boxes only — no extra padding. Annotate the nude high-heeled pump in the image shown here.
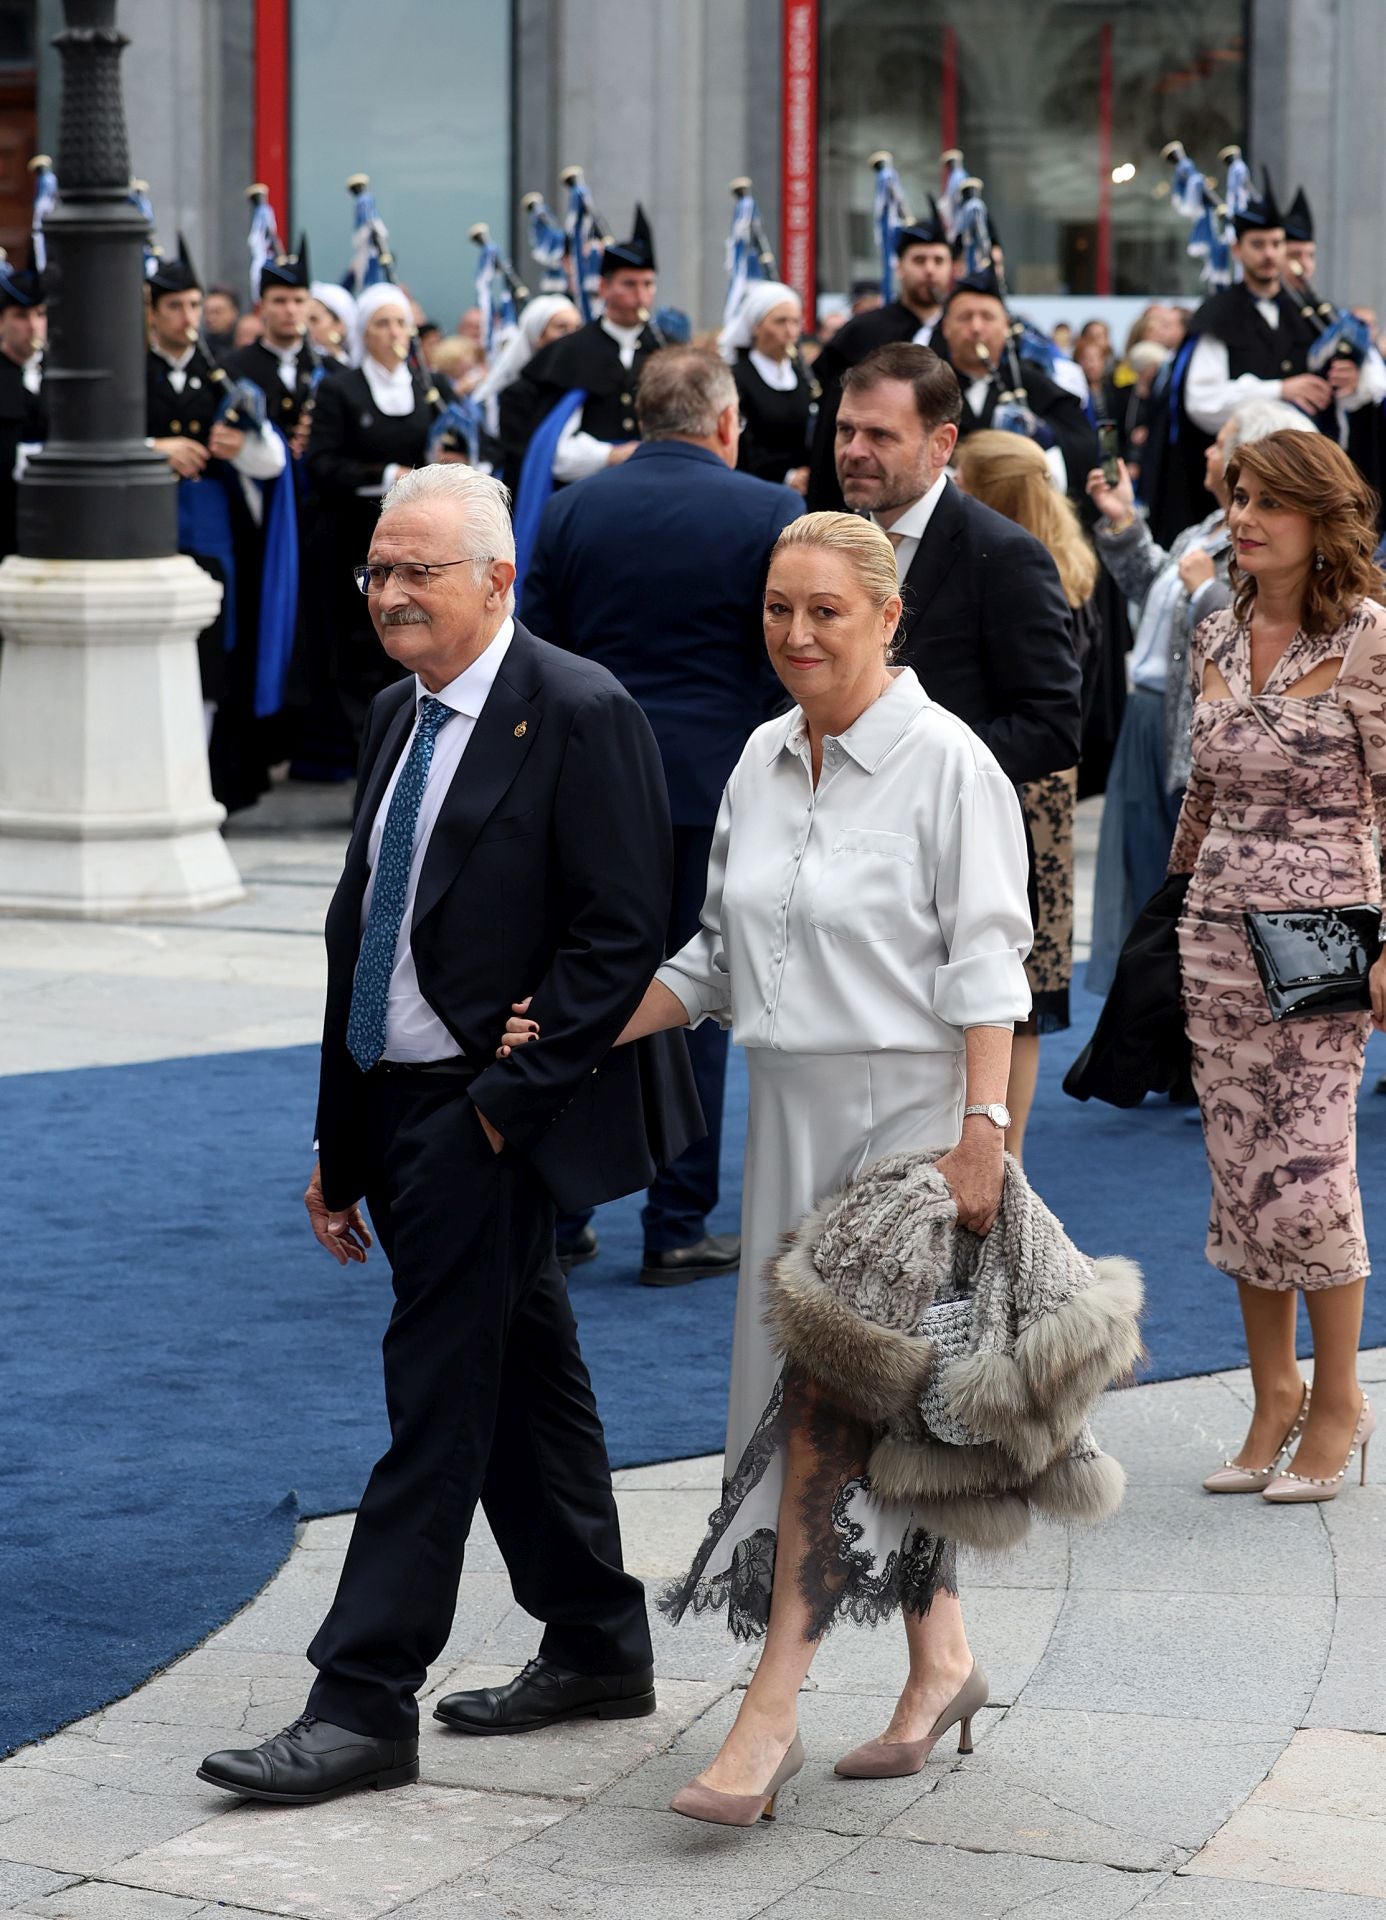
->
[669,1734,805,1827]
[834,1662,989,1780]
[1262,1394,1375,1504]
[1203,1382,1311,1492]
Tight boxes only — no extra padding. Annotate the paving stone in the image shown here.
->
[415,1669,726,1800]
[1089,1377,1263,1486]
[596,1688,1005,1838]
[16,1887,279,1918]
[0,1866,77,1913]
[0,1765,216,1874]
[200,1553,346,1656]
[476,1597,756,1688]
[1024,1591,1334,1722]
[1305,1597,1386,1733]
[762,1837,1164,1917]
[1135,1876,1386,1916]
[480,1803,860,1897]
[804,1587,1064,1707]
[612,1455,724,1492]
[1321,1485,1386,1598]
[95,1666,304,1734]
[1355,1347,1386,1384]
[1186,1802,1386,1899]
[297,1508,508,1575]
[1066,1481,1335,1596]
[614,1489,726,1578]
[957,1525,1070,1589]
[2,1725,267,1800]
[106,1786,565,1920]
[384,1854,769,1919]
[884,1707,1291,1871]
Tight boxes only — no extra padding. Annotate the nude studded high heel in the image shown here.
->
[834,1662,989,1780]
[1203,1382,1311,1493]
[1262,1394,1375,1504]
[669,1734,805,1827]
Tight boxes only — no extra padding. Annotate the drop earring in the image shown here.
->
[1315,550,1326,571]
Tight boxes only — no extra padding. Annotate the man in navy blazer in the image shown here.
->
[521,344,802,1285]
[522,347,798,1290]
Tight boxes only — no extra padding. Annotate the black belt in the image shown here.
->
[371,1056,473,1077]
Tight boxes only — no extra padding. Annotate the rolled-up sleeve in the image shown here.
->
[655,778,735,1030]
[931,765,1033,1029]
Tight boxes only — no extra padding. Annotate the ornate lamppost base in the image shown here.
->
[0,554,245,916]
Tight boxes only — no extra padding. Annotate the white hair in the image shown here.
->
[1225,397,1321,451]
[380,464,516,612]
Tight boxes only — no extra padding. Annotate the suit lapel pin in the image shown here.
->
[514,722,527,738]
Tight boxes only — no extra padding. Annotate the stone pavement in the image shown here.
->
[3,781,1385,1918]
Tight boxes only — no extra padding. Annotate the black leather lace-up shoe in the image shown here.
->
[639,1232,740,1287]
[433,1655,656,1735]
[197,1714,419,1804]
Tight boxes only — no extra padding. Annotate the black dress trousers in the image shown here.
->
[306,1072,653,1739]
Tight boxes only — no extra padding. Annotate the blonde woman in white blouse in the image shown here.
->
[501,512,1033,1824]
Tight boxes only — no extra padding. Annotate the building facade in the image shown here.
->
[8,1,1386,337]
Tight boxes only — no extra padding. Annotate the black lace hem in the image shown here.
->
[659,1366,959,1644]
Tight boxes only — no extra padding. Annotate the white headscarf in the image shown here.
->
[352,283,416,414]
[309,281,358,362]
[472,295,581,432]
[717,280,801,363]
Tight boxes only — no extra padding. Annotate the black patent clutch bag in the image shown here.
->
[1243,906,1382,1020]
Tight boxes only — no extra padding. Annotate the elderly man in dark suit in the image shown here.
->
[197,465,701,1807]
[836,342,1080,783]
[521,344,802,1285]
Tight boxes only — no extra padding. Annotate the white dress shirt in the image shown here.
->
[360,618,514,1061]
[656,667,1032,1055]
[871,469,950,580]
[552,318,645,483]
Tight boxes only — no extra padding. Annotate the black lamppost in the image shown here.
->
[18,0,175,560]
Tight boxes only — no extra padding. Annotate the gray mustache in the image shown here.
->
[380,606,431,627]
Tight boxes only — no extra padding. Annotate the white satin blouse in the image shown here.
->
[656,667,1033,1053]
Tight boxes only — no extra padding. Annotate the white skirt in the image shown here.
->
[664,1047,965,1641]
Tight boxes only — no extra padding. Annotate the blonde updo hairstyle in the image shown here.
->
[770,510,904,657]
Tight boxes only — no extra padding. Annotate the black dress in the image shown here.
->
[732,353,815,486]
[0,353,44,559]
[304,363,444,750]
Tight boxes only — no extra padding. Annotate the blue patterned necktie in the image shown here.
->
[346,695,457,1072]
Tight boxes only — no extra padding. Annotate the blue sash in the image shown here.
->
[177,472,238,646]
[254,428,300,718]
[512,387,587,598]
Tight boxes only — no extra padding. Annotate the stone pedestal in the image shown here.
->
[0,554,245,916]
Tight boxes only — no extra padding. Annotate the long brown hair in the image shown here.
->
[1226,429,1384,633]
[953,431,1099,609]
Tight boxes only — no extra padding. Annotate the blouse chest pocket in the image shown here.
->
[809,827,918,942]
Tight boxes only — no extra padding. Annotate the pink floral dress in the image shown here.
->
[1168,600,1386,1290]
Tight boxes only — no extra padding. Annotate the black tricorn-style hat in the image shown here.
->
[0,243,42,311]
[1283,185,1314,244]
[947,262,1007,305]
[1233,167,1284,237]
[260,230,311,292]
[148,231,201,298]
[896,197,949,254]
[601,203,656,276]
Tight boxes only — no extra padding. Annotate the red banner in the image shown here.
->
[781,0,818,323]
[255,0,290,236]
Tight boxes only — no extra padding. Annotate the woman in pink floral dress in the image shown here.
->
[1169,431,1386,1503]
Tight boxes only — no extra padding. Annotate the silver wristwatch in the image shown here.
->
[963,1102,1011,1131]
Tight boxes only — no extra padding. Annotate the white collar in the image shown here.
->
[266,335,304,367]
[749,348,798,391]
[151,340,196,373]
[775,667,928,773]
[601,318,644,349]
[872,469,951,544]
[415,616,514,720]
[362,351,415,416]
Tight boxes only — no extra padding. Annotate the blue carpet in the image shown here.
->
[5,997,1385,1755]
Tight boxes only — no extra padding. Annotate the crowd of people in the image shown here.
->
[12,147,1384,1831]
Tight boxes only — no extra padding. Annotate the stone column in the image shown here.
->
[0,0,242,917]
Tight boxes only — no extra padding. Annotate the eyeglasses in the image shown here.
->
[352,557,493,595]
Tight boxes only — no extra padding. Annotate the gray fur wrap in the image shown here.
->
[765,1150,1143,1552]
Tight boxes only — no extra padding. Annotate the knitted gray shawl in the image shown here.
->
[765,1150,1144,1552]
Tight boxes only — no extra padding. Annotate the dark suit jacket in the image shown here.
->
[316,621,703,1213]
[897,482,1081,783]
[520,440,801,825]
